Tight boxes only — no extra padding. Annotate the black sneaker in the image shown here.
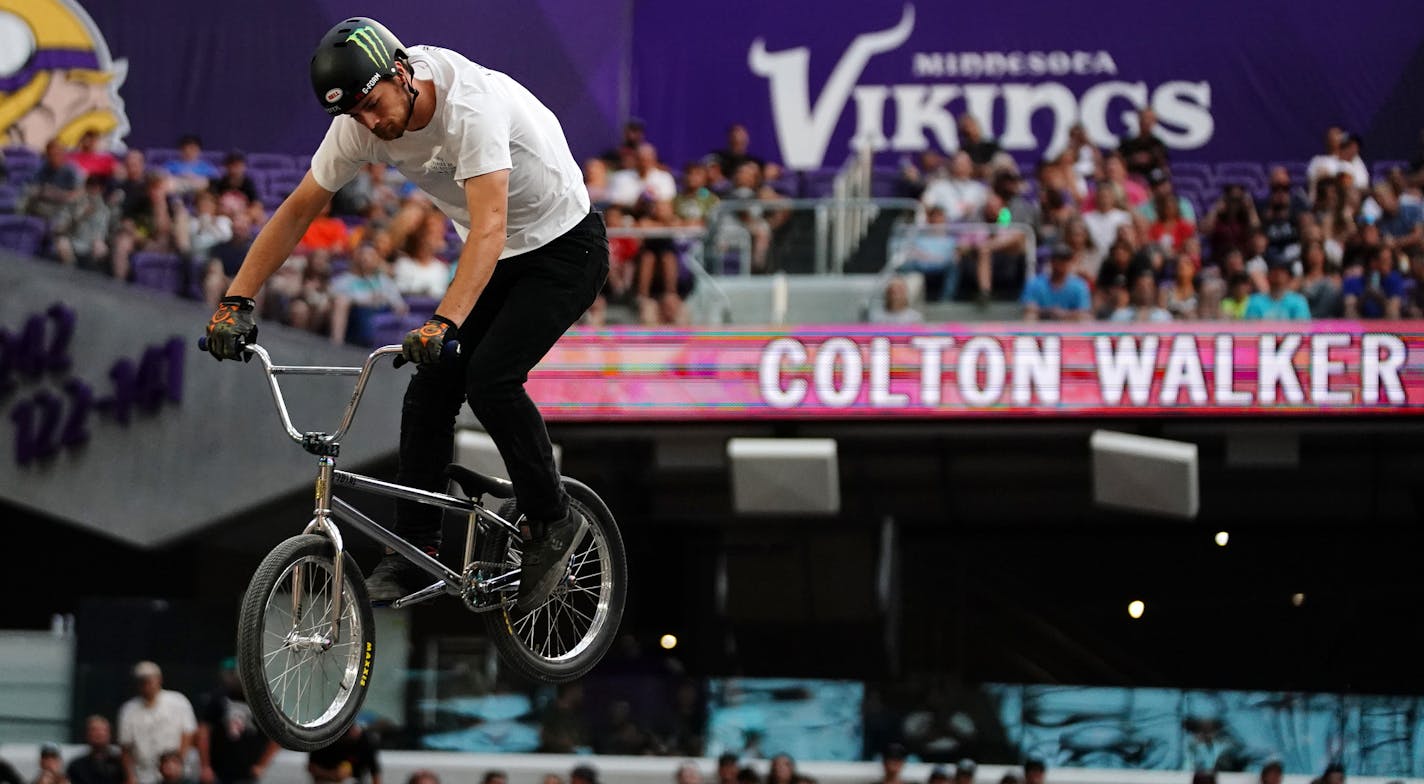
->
[366,549,436,604]
[515,507,588,613]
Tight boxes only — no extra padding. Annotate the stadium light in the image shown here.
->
[1291,593,1305,607]
[1214,531,1229,547]
[660,633,678,650]
[1128,600,1145,619]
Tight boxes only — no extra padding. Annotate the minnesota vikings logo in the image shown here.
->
[0,0,129,151]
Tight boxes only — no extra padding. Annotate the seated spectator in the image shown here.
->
[1365,182,1423,252]
[1326,132,1370,193]
[1083,182,1132,278]
[601,118,646,167]
[155,751,193,784]
[52,175,112,272]
[1160,253,1200,319]
[1306,126,1344,200]
[1061,218,1093,278]
[608,143,677,208]
[205,209,256,306]
[329,240,407,344]
[184,191,232,267]
[1259,183,1303,261]
[1298,240,1342,317]
[896,149,947,200]
[1023,244,1091,321]
[210,152,259,212]
[1118,107,1168,177]
[1102,152,1149,209]
[1202,183,1259,265]
[898,206,960,301]
[767,755,796,784]
[721,161,779,272]
[408,773,440,784]
[1137,168,1196,223]
[1245,260,1311,320]
[635,199,690,326]
[1094,242,1141,317]
[1220,272,1254,319]
[584,158,611,206]
[1147,191,1195,253]
[1111,274,1173,322]
[922,151,987,221]
[673,162,719,225]
[308,723,379,784]
[958,113,1003,177]
[1242,230,1274,292]
[393,232,451,299]
[25,138,82,223]
[993,169,1041,237]
[164,134,220,194]
[298,202,349,255]
[675,762,704,784]
[68,716,122,784]
[1343,245,1404,318]
[69,129,117,181]
[112,170,180,282]
[587,205,638,326]
[712,123,764,179]
[286,256,335,334]
[35,743,68,784]
[870,276,923,324]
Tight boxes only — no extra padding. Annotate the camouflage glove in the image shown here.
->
[401,314,457,365]
[206,296,258,361]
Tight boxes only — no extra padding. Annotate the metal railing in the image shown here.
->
[870,220,1038,314]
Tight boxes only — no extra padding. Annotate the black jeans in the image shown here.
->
[393,211,609,547]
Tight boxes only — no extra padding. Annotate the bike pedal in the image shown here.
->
[388,581,448,609]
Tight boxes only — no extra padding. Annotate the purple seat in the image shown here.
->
[800,168,840,198]
[870,167,902,198]
[365,311,409,348]
[403,296,440,318]
[145,148,181,167]
[0,215,46,256]
[1214,161,1267,195]
[201,151,226,168]
[1373,159,1408,182]
[1170,174,1209,199]
[0,184,19,213]
[262,170,305,205]
[1171,162,1214,184]
[246,153,296,172]
[130,252,184,295]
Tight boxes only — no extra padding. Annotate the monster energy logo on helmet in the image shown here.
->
[346,26,393,69]
[310,17,407,116]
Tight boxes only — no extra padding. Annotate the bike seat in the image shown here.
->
[444,464,516,499]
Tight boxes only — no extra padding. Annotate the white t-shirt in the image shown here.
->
[1082,209,1132,278]
[117,690,197,784]
[311,46,589,259]
[393,256,452,298]
[921,178,988,221]
[606,167,677,207]
[1307,154,1369,192]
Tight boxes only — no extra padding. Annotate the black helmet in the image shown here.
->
[310,17,407,116]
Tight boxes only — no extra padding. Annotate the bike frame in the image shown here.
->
[240,344,524,642]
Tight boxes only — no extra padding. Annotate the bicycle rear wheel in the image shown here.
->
[235,534,374,750]
[479,478,627,682]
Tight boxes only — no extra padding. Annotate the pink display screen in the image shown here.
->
[527,323,1424,421]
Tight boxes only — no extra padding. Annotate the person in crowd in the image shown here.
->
[1023,760,1046,784]
[1244,260,1310,320]
[766,756,795,784]
[204,209,258,307]
[869,275,924,324]
[328,238,408,344]
[1202,183,1259,265]
[569,766,598,784]
[898,206,960,301]
[118,662,197,784]
[712,123,764,178]
[608,143,677,208]
[68,716,123,784]
[1112,272,1173,322]
[69,129,117,181]
[154,753,193,784]
[1082,181,1132,279]
[1299,240,1343,317]
[35,744,68,784]
[716,754,739,784]
[1330,133,1370,193]
[164,135,221,194]
[634,199,691,326]
[1147,188,1196,253]
[1118,107,1168,177]
[928,768,952,784]
[111,169,181,283]
[296,201,349,255]
[210,153,260,212]
[393,231,452,299]
[25,138,82,223]
[955,760,978,784]
[957,113,1001,175]
[479,773,503,784]
[922,151,987,221]
[1259,762,1283,784]
[51,175,112,271]
[1160,253,1200,319]
[1307,125,1345,200]
[184,191,233,268]
[1220,272,1254,319]
[1259,178,1303,260]
[307,723,379,784]
[673,162,719,225]
[1024,244,1091,321]
[541,777,562,784]
[1366,182,1423,252]
[1242,230,1275,292]
[675,762,703,784]
[874,744,909,784]
[1343,244,1404,318]
[197,658,278,784]
[601,118,647,167]
[1317,765,1345,784]
[406,773,439,784]
[1102,152,1149,209]
[583,158,611,206]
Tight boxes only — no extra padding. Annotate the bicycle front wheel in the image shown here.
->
[479,478,627,683]
[235,535,374,750]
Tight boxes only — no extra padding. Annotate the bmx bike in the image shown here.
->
[199,339,627,750]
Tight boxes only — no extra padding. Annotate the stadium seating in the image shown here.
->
[130,252,185,295]
[245,152,298,172]
[0,215,46,256]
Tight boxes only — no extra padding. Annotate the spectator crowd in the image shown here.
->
[6,115,1424,333]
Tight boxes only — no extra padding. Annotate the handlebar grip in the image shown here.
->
[197,335,254,361]
[393,339,462,369]
[197,336,208,351]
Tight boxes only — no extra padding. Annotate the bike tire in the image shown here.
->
[478,478,627,683]
[235,534,375,750]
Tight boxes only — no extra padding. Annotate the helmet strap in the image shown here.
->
[397,61,420,124]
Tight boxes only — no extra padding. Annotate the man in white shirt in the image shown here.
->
[921,151,987,221]
[205,18,609,612]
[117,661,196,784]
[607,143,677,208]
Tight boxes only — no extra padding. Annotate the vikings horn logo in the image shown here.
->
[0,0,129,151]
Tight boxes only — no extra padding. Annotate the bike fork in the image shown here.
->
[299,456,344,646]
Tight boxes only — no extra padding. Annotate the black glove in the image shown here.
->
[401,314,457,366]
[206,296,258,361]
